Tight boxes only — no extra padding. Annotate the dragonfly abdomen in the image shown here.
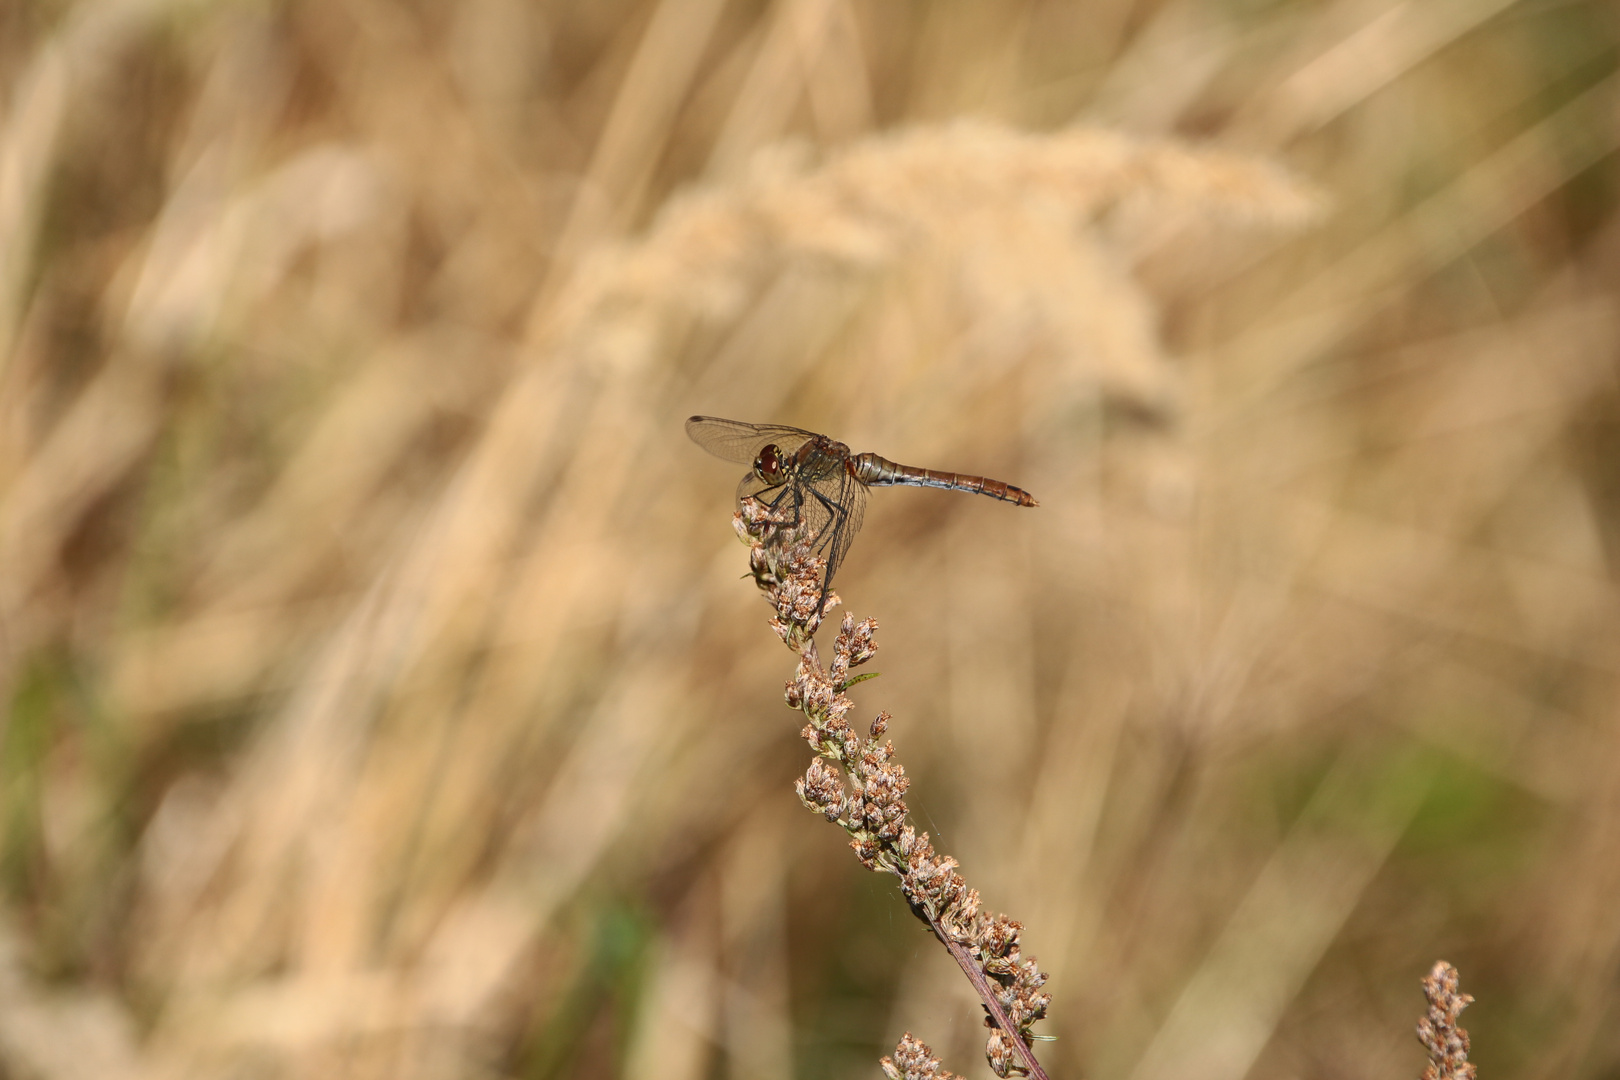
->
[852,453,1038,507]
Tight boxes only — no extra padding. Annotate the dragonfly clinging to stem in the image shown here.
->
[687,415,1037,611]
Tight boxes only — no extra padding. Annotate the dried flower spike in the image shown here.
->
[735,498,1052,1080]
[1417,961,1477,1080]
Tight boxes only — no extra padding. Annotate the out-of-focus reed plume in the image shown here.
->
[1,1,1616,1078]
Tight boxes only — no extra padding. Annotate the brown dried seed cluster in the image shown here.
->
[1417,961,1477,1080]
[786,611,909,863]
[881,1033,964,1080]
[736,499,1052,1079]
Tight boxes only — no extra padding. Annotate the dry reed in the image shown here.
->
[0,2,1615,1079]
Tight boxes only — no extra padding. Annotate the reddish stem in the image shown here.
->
[923,909,1052,1080]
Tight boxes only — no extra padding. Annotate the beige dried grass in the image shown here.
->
[111,119,1310,1077]
[0,2,1616,1079]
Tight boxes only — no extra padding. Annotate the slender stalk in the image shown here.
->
[927,911,1053,1080]
[733,500,1053,1079]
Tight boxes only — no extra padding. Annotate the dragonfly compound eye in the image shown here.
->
[754,444,785,484]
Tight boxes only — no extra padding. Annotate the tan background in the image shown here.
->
[2,1,1618,1078]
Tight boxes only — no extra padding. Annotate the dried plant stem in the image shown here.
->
[937,926,1053,1080]
[733,498,1052,1079]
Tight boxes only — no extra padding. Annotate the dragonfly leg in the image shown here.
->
[806,487,850,613]
[808,489,847,553]
[762,485,799,518]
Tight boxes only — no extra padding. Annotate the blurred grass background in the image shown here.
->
[2,1,1618,1078]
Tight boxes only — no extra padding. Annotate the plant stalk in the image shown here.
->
[921,906,1052,1080]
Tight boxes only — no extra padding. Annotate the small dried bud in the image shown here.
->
[985,1029,1021,1078]
[881,1033,962,1080]
[798,758,847,821]
[980,914,1023,974]
[830,613,857,684]
[846,617,879,666]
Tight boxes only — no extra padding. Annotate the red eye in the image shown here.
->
[754,444,784,483]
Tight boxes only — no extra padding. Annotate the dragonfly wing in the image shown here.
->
[735,470,775,505]
[686,415,819,464]
[805,465,867,596]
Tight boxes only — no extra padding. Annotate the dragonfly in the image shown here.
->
[687,415,1037,608]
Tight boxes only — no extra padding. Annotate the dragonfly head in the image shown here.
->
[753,444,787,486]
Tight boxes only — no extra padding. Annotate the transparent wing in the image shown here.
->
[820,466,868,594]
[686,415,820,464]
[787,465,867,598]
